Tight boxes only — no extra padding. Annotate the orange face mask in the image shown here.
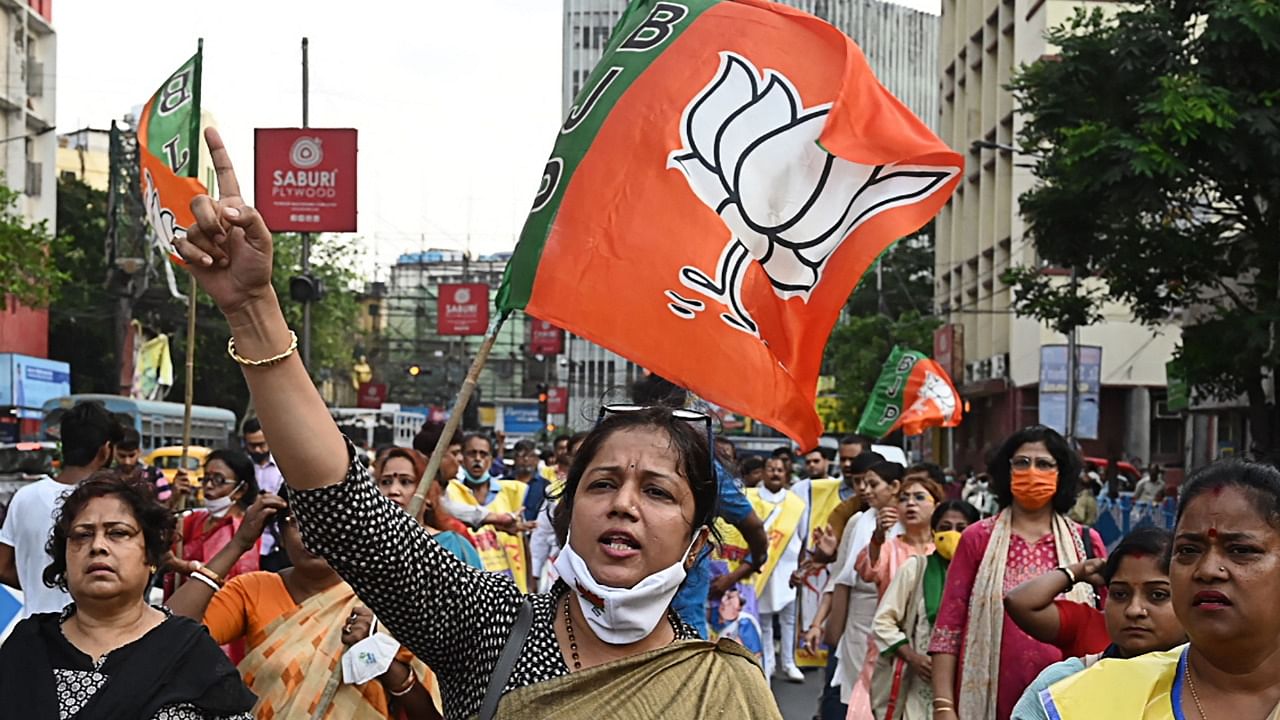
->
[1011,468,1058,510]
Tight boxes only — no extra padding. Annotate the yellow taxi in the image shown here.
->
[144,445,213,486]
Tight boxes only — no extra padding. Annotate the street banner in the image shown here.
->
[546,386,569,414]
[254,128,358,232]
[438,283,490,335]
[357,382,388,409]
[529,319,565,355]
[138,48,205,264]
[131,330,174,401]
[497,0,962,448]
[1038,345,1102,439]
[856,346,963,438]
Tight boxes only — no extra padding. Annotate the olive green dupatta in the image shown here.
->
[478,638,782,720]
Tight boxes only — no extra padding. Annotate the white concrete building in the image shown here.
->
[933,0,1181,472]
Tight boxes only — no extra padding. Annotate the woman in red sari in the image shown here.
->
[928,427,1105,720]
[167,449,261,662]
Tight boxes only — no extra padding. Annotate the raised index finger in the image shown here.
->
[204,127,243,204]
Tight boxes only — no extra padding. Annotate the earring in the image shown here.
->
[149,565,157,574]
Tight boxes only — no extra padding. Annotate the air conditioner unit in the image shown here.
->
[992,353,1008,378]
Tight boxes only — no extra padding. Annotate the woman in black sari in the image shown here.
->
[0,471,256,719]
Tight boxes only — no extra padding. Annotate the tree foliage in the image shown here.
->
[823,225,940,428]
[0,176,68,309]
[1007,0,1280,456]
[50,178,362,416]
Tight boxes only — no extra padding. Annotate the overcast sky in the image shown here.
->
[56,0,937,277]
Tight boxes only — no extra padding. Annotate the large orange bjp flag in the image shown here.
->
[497,0,962,448]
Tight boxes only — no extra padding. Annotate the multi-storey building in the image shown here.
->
[0,0,55,359]
[561,0,940,431]
[381,250,539,419]
[933,0,1181,471]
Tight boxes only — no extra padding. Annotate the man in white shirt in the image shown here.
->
[758,456,806,681]
[0,401,116,617]
[243,418,290,571]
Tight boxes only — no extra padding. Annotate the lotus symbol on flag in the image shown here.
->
[666,53,957,335]
[914,371,958,418]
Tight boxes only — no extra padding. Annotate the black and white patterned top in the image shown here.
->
[290,446,699,720]
[52,606,254,720]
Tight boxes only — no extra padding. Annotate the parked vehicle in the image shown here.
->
[0,441,60,526]
[144,445,213,485]
[41,395,236,454]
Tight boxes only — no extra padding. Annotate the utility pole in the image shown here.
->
[1065,267,1079,445]
[300,37,312,368]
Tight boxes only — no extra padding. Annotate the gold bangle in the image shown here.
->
[227,331,298,367]
[190,561,225,587]
[387,668,417,697]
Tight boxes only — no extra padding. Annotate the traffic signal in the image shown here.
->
[289,273,325,303]
[536,383,549,424]
[407,364,422,377]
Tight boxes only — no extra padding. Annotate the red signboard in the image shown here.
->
[438,283,490,335]
[357,382,388,409]
[547,386,568,414]
[529,319,564,355]
[254,128,358,232]
[934,323,964,384]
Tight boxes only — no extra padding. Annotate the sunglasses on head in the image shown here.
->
[596,403,716,478]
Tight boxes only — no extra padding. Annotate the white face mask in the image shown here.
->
[553,528,704,645]
[203,487,240,518]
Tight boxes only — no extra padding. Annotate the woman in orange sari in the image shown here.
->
[168,490,441,719]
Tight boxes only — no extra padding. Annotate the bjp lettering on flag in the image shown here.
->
[498,0,962,449]
[857,346,963,439]
[138,48,205,265]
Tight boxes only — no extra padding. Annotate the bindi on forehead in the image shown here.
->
[1207,528,1218,539]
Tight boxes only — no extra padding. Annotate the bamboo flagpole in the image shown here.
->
[178,274,198,506]
[407,311,509,519]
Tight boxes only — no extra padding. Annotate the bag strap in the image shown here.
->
[1081,525,1095,560]
[479,597,533,720]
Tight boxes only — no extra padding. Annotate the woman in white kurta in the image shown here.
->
[867,500,978,720]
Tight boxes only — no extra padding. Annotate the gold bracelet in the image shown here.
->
[387,667,417,697]
[190,561,225,587]
[227,330,298,367]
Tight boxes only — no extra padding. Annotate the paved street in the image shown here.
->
[770,665,825,720]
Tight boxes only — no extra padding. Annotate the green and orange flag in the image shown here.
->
[856,347,963,439]
[139,46,205,266]
[498,0,962,448]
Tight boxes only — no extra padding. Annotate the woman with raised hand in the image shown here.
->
[928,426,1106,720]
[1036,460,1280,719]
[0,471,256,718]
[1007,527,1185,720]
[167,489,441,719]
[171,129,780,720]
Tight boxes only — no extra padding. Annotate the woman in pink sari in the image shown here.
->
[166,449,262,662]
[928,427,1105,720]
[845,467,945,720]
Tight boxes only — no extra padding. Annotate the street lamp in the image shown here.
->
[970,138,1080,445]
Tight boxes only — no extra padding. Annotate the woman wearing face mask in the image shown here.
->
[175,130,781,719]
[928,426,1106,720]
[374,447,483,570]
[845,470,945,720]
[1008,528,1185,720]
[166,450,261,661]
[1036,460,1280,719]
[868,500,980,720]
